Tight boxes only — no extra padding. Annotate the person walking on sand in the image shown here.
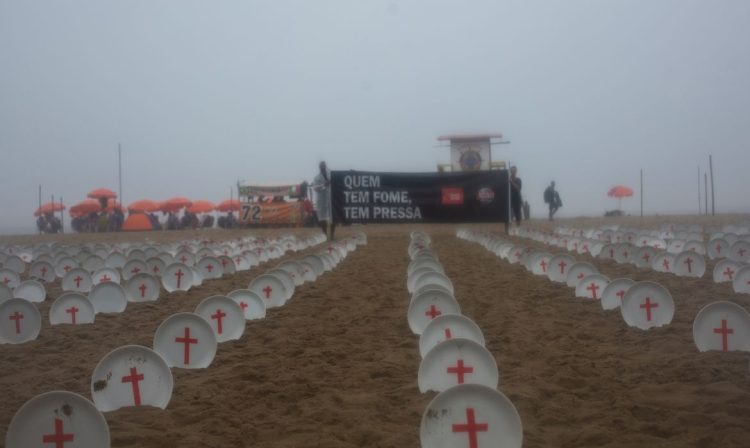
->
[311,160,335,240]
[505,166,523,233]
[544,181,562,221]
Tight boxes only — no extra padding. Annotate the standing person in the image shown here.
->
[544,181,562,221]
[36,214,47,234]
[311,161,335,240]
[506,166,523,232]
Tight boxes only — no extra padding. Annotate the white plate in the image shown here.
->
[194,296,245,342]
[0,298,41,344]
[196,256,223,280]
[88,282,127,314]
[227,289,266,320]
[265,269,296,302]
[50,292,96,326]
[249,274,287,309]
[125,273,160,302]
[420,384,522,448]
[0,269,21,289]
[92,267,121,285]
[420,314,485,358]
[62,268,93,293]
[122,259,148,281]
[600,278,635,311]
[673,251,706,278]
[414,272,455,296]
[13,280,47,303]
[162,263,193,292]
[0,283,12,304]
[693,301,750,352]
[408,289,461,335]
[547,254,576,283]
[91,345,173,412]
[732,266,750,294]
[621,281,674,330]
[574,274,610,300]
[713,259,743,283]
[5,391,110,448]
[418,338,498,393]
[29,261,55,283]
[153,312,217,369]
[565,262,598,287]
[300,255,325,277]
[276,261,305,286]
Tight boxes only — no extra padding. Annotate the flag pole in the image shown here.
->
[118,143,123,211]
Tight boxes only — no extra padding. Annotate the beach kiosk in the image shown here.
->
[237,182,310,227]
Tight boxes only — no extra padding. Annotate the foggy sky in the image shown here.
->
[2,0,749,233]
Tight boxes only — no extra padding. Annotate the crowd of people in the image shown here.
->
[36,213,63,234]
[70,208,124,233]
[39,163,560,237]
[66,210,239,233]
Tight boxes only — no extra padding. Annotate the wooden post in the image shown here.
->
[60,197,64,233]
[709,154,715,216]
[37,185,42,234]
[640,169,644,218]
[704,173,709,216]
[697,166,701,214]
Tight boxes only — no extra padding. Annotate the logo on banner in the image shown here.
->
[477,187,495,204]
[459,149,483,171]
[442,188,464,205]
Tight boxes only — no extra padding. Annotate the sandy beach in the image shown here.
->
[2,217,750,447]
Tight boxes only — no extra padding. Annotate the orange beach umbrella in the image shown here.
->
[160,197,193,212]
[128,199,160,214]
[187,200,215,214]
[69,199,102,217]
[216,199,240,212]
[34,202,65,217]
[607,186,634,198]
[87,188,118,200]
[607,185,634,210]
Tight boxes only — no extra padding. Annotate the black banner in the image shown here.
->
[331,170,509,224]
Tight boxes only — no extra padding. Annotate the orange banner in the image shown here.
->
[239,202,304,225]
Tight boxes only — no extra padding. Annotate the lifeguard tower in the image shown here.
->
[436,133,508,172]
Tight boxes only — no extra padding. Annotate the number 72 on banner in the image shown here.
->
[241,205,261,222]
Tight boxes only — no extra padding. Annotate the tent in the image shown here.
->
[122,213,154,232]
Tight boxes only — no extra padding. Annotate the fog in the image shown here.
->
[1,0,749,233]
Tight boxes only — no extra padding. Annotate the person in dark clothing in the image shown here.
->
[166,212,180,230]
[48,214,62,233]
[544,181,563,221]
[508,166,523,231]
[109,208,124,232]
[522,200,531,221]
[225,211,237,229]
[36,215,47,233]
[148,213,162,230]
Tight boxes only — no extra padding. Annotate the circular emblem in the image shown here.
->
[477,188,495,204]
[459,149,482,171]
